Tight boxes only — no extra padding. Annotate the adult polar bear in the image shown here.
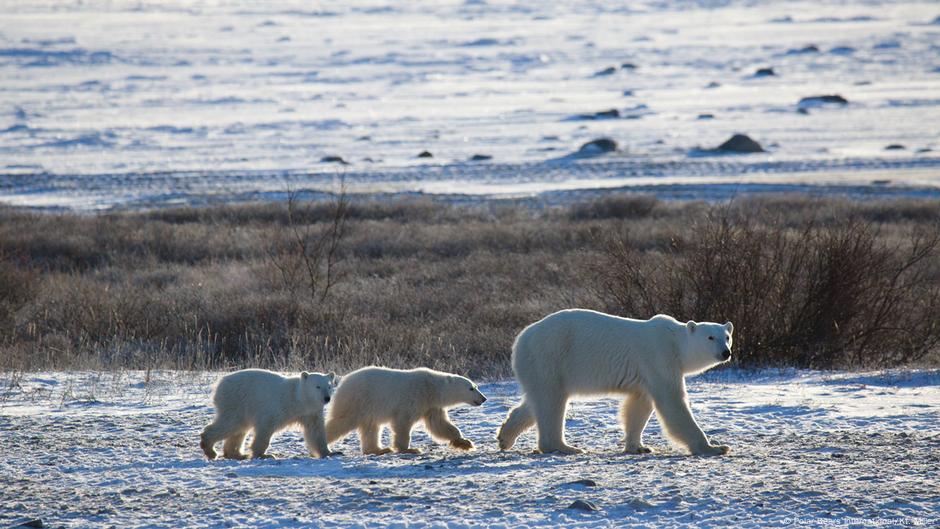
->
[497,310,733,456]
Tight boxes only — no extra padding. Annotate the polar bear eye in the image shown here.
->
[708,336,715,341]
[316,385,321,389]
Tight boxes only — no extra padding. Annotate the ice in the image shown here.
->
[1,369,938,527]
[0,0,938,210]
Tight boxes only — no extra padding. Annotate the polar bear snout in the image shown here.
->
[324,395,331,403]
[720,348,732,361]
[474,395,487,406]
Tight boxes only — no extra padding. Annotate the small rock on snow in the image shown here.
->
[417,150,433,158]
[754,67,776,77]
[577,138,618,154]
[469,154,492,161]
[592,66,617,76]
[567,499,600,512]
[798,94,849,106]
[715,134,765,153]
[563,479,598,487]
[11,520,44,528]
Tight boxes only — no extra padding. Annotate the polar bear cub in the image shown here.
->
[200,369,336,460]
[497,309,733,456]
[326,366,487,455]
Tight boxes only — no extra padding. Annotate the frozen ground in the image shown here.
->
[1,369,938,528]
[1,0,939,209]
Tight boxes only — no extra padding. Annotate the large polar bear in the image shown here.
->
[200,369,337,460]
[496,309,733,456]
[325,367,487,455]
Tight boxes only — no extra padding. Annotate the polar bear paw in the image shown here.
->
[450,438,474,451]
[695,444,731,456]
[537,444,584,455]
[624,444,652,454]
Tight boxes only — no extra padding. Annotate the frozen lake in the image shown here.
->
[1,0,939,209]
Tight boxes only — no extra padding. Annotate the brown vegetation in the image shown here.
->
[1,195,939,376]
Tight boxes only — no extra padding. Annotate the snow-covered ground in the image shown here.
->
[1,0,939,209]
[2,369,938,528]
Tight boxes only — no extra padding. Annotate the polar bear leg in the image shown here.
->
[201,417,241,459]
[359,423,391,455]
[392,417,420,454]
[250,422,276,459]
[425,408,472,450]
[496,398,535,450]
[222,430,249,460]
[303,415,332,458]
[325,414,358,444]
[532,393,583,455]
[621,392,653,454]
[648,382,728,456]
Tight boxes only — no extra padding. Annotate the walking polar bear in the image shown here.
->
[201,369,337,460]
[326,367,487,455]
[497,310,733,456]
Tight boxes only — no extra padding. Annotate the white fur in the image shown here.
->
[326,366,486,455]
[496,309,733,456]
[200,369,336,459]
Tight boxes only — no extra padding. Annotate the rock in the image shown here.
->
[620,62,637,70]
[830,46,855,55]
[754,67,776,77]
[628,498,656,510]
[417,150,433,158]
[798,94,848,106]
[577,138,618,154]
[697,113,715,120]
[885,144,905,150]
[592,66,617,76]
[705,81,721,89]
[715,134,765,153]
[469,154,492,161]
[566,500,599,512]
[622,89,634,96]
[916,147,933,153]
[564,479,598,487]
[11,520,44,529]
[571,108,620,120]
[320,155,348,164]
[788,44,820,54]
[225,472,238,478]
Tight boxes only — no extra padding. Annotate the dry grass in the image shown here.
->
[2,195,939,377]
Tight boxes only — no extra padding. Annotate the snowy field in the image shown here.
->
[2,370,938,528]
[2,0,940,209]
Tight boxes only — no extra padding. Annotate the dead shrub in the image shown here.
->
[594,204,940,368]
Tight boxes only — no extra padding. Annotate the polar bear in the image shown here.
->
[200,369,337,460]
[325,367,487,455]
[496,309,733,456]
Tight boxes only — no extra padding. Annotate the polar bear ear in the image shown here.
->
[301,371,309,380]
[724,321,733,333]
[327,372,336,382]
[686,321,697,332]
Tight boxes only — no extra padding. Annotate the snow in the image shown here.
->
[2,369,938,528]
[1,0,939,210]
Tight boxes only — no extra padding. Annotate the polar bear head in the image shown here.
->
[298,371,336,408]
[442,375,488,408]
[682,320,734,375]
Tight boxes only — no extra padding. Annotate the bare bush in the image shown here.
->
[594,202,940,368]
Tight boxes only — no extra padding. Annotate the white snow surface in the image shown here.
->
[2,369,938,528]
[1,0,940,210]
